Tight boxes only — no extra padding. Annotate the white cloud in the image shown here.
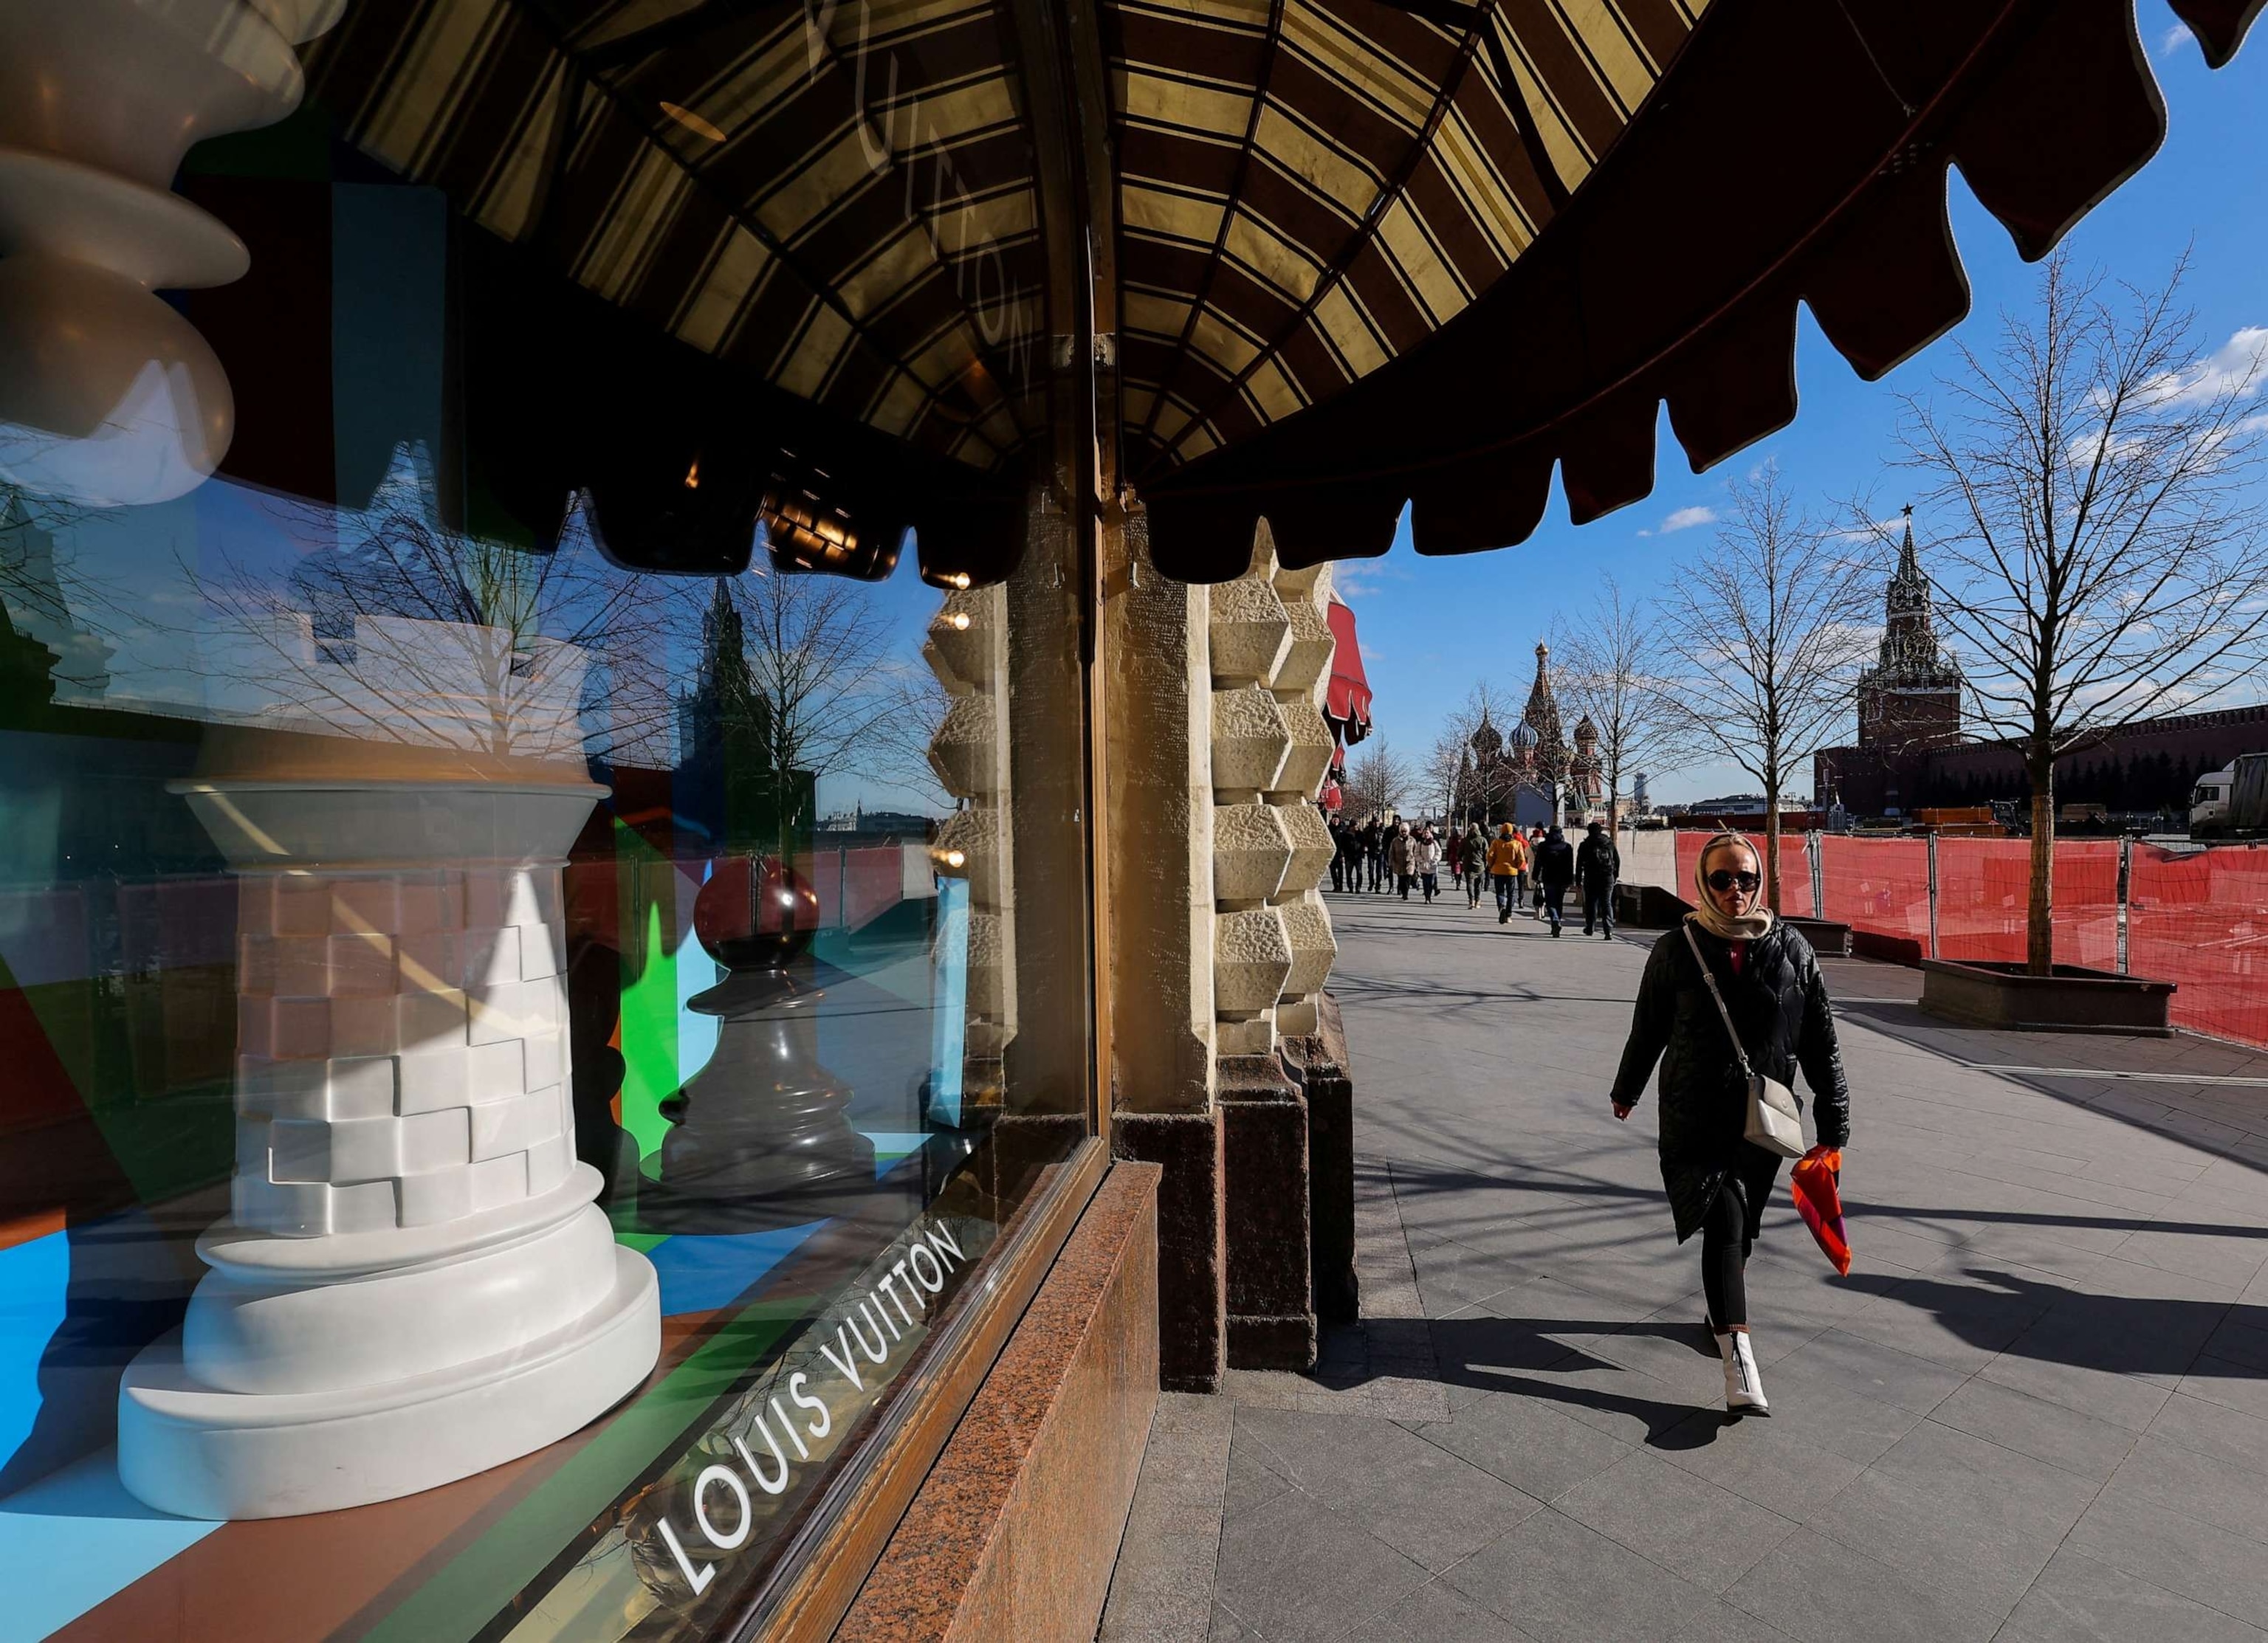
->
[2159,21,2193,56]
[2139,326,2268,410]
[1832,515,1907,545]
[1643,505,1718,538]
[1331,559,1397,599]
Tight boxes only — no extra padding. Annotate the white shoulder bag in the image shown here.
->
[1682,925,1805,1159]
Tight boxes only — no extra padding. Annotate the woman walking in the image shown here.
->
[1463,821,1489,907]
[1608,833,1852,1416]
[1412,822,1442,903]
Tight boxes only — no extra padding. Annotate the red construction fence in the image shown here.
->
[1642,831,2268,1050]
[2128,844,2268,1052]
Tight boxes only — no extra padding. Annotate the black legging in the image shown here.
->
[1701,1150,1779,1329]
[1700,1182,1750,1329]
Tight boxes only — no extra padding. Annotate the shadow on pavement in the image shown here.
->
[1415,1312,1738,1451]
[1327,1269,2266,1459]
[1381,1160,2268,1244]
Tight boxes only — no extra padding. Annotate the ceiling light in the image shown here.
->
[660,102,726,142]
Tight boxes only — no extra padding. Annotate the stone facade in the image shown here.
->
[1106,514,1349,1384]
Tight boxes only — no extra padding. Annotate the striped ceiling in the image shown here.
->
[1110,0,1703,477]
[304,0,1700,478]
[310,0,1050,472]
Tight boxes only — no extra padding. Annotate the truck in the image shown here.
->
[2191,752,2268,838]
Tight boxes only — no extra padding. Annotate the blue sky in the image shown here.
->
[1331,4,2268,807]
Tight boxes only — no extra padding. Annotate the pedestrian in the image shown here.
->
[1609,832,1852,1416]
[1463,821,1488,907]
[1577,818,1621,940]
[1327,816,1347,893]
[1444,826,1463,886]
[1534,825,1574,935]
[1529,827,1548,914]
[1412,822,1441,903]
[1338,817,1365,895]
[1485,822,1528,923]
[1387,820,1415,899]
[1362,818,1384,892]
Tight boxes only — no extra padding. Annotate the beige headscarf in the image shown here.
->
[1688,831,1775,941]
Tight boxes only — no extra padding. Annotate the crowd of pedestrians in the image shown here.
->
[1326,813,1622,938]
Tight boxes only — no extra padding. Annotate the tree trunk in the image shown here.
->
[1764,771,1783,914]
[2027,746,2055,976]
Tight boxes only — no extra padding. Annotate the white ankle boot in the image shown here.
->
[1717,1329,1770,1416]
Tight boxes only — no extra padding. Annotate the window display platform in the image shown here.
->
[1,1132,932,1643]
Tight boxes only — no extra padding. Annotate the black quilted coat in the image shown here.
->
[1610,921,1852,1242]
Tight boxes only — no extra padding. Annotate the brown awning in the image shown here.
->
[1144,0,2263,576]
[285,0,2256,582]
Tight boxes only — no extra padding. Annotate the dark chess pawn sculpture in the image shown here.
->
[640,855,876,1232]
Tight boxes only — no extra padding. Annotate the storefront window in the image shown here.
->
[0,5,1091,1637]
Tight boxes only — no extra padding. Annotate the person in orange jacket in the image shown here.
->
[1484,823,1529,924]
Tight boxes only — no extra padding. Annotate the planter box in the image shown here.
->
[1784,917,1853,957]
[1613,883,1694,929]
[1855,931,1925,966]
[1920,959,2176,1036]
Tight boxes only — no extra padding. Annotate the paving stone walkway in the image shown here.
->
[1098,891,2268,1642]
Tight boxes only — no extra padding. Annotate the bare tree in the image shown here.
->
[1896,250,2268,973]
[1344,736,1413,823]
[1554,576,1700,830]
[1656,466,1877,912]
[725,565,908,799]
[194,468,692,768]
[1423,727,1468,824]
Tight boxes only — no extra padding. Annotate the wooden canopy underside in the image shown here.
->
[299,0,2261,581]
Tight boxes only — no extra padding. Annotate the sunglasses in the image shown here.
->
[1706,869,1762,893]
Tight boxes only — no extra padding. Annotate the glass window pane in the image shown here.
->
[0,7,1089,1637]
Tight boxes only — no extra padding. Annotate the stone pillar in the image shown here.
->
[1281,994,1358,1325]
[1115,518,1357,1382]
[1210,538,1315,1368]
[117,767,660,1519]
[1268,560,1341,1038]
[1105,500,1226,1391]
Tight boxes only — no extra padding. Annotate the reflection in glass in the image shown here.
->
[1,0,1091,1630]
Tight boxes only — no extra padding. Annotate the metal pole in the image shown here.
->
[1809,830,1825,919]
[1925,833,1940,961]
[2117,836,2131,975]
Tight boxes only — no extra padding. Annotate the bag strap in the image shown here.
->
[1682,924,1754,1079]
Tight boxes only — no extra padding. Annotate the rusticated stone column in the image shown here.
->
[1268,559,1341,1036]
[1209,536,1313,1368]
[1115,516,1356,1384]
[1105,499,1225,1391]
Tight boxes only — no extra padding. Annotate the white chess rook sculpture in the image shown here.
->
[117,776,661,1519]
